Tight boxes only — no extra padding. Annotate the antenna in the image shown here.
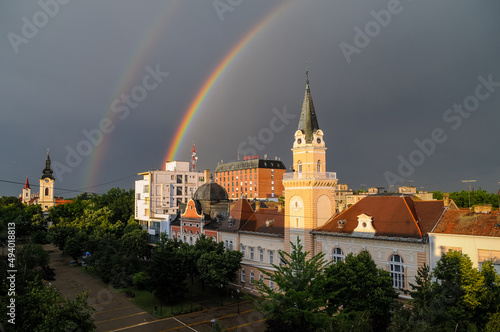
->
[461,179,476,209]
[191,144,197,172]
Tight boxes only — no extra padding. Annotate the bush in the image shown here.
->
[133,272,150,290]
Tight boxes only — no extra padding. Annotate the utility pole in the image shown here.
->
[461,180,476,209]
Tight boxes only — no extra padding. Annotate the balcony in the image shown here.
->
[282,172,337,181]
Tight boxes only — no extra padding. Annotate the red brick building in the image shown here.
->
[214,158,286,199]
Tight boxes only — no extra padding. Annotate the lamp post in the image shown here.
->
[220,284,224,307]
[237,289,240,314]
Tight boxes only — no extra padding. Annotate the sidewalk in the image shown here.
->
[46,244,266,331]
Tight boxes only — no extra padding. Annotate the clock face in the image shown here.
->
[45,179,49,183]
[297,138,302,144]
[317,138,321,144]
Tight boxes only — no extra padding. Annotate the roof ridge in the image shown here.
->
[402,196,422,237]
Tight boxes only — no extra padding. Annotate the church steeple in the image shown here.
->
[41,150,54,180]
[39,149,55,211]
[24,177,30,189]
[297,72,320,143]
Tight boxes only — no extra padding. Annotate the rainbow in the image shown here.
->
[164,2,290,164]
[83,2,181,189]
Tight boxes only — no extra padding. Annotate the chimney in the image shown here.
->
[255,200,261,211]
[204,169,210,184]
[443,193,449,207]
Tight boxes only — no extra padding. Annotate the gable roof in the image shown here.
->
[314,195,445,239]
[240,207,284,237]
[432,209,500,237]
[218,198,255,233]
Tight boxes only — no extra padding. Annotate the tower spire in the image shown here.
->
[297,71,319,143]
[41,150,55,180]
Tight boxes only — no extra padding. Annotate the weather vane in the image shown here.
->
[306,61,309,83]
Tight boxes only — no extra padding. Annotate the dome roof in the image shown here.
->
[193,182,228,202]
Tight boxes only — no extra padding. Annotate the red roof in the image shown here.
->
[315,196,445,239]
[24,177,30,189]
[240,207,284,237]
[432,209,500,237]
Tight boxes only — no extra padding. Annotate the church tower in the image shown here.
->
[22,177,31,204]
[38,151,55,211]
[283,74,337,257]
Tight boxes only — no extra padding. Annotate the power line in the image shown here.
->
[0,173,139,197]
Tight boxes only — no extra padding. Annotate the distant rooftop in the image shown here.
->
[215,159,286,172]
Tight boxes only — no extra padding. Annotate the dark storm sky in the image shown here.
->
[1,0,499,198]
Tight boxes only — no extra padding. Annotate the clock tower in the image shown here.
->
[39,150,55,211]
[283,74,337,257]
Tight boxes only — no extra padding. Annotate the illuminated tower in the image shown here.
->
[38,150,55,211]
[283,73,337,256]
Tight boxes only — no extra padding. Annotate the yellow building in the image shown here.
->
[282,75,337,256]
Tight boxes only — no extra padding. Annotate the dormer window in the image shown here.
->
[353,213,376,236]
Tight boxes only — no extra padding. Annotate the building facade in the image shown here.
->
[429,205,500,273]
[313,195,446,291]
[135,161,205,241]
[214,158,286,200]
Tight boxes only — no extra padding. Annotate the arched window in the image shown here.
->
[317,160,321,172]
[45,188,49,196]
[229,241,233,251]
[225,240,229,249]
[332,247,344,262]
[298,161,302,173]
[390,254,405,289]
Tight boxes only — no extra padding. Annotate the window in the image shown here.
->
[241,245,245,257]
[259,274,264,282]
[225,240,229,249]
[269,279,274,290]
[250,270,254,281]
[254,174,257,179]
[45,187,49,196]
[298,161,302,173]
[229,241,233,251]
[259,249,264,262]
[241,269,246,282]
[332,248,344,262]
[390,254,405,289]
[269,250,274,264]
[250,247,255,260]
[317,160,321,172]
[478,249,500,274]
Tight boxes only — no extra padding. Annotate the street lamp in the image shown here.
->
[237,289,240,314]
[220,283,224,307]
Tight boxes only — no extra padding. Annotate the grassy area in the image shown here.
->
[80,265,239,318]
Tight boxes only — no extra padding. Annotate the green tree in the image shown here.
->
[148,235,188,303]
[5,279,95,331]
[119,229,149,258]
[324,250,398,331]
[253,239,333,332]
[196,249,243,287]
[182,234,224,285]
[397,251,500,331]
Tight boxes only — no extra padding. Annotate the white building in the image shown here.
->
[135,161,205,242]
